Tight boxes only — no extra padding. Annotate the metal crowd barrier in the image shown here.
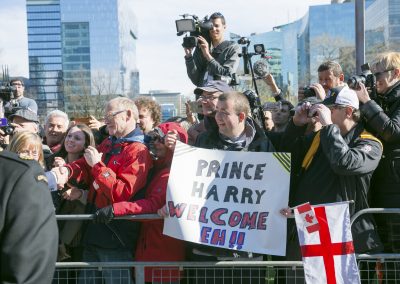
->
[54,209,400,283]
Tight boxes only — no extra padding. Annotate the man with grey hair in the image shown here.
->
[52,97,153,284]
[44,110,69,153]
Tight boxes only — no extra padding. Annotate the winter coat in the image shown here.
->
[186,40,240,86]
[280,121,383,253]
[360,81,400,207]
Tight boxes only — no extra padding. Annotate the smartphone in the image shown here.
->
[73,117,91,125]
[188,101,203,114]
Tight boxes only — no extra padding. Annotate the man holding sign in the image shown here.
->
[164,92,282,283]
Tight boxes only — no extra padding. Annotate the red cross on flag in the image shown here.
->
[294,202,360,284]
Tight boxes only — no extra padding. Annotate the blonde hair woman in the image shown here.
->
[7,131,44,167]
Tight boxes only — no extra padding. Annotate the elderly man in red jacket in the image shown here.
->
[53,97,152,284]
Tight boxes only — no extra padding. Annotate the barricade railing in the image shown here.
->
[350,207,400,226]
[55,210,400,283]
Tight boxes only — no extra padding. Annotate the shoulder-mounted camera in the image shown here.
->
[175,14,213,49]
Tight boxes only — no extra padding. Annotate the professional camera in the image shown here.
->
[175,14,213,49]
[302,86,317,98]
[0,83,15,103]
[0,118,15,136]
[144,127,165,160]
[243,89,267,131]
[347,63,376,90]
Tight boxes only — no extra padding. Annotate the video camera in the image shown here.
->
[347,63,376,90]
[0,66,22,120]
[175,14,213,49]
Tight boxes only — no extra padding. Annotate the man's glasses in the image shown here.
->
[11,83,23,86]
[103,110,127,121]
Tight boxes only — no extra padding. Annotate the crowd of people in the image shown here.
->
[1,11,400,284]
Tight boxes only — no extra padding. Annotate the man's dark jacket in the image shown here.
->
[186,40,240,86]
[360,81,400,207]
[279,121,383,253]
[191,118,275,259]
[0,151,58,283]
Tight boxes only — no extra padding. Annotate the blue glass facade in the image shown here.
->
[366,0,400,61]
[27,0,63,114]
[26,0,139,116]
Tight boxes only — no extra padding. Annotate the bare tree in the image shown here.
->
[64,69,120,119]
[310,33,355,81]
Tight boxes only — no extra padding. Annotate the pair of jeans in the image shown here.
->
[78,245,134,284]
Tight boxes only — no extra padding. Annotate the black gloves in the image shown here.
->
[94,205,114,224]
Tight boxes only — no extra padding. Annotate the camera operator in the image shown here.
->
[298,61,345,101]
[184,12,240,86]
[354,52,400,262]
[6,78,38,114]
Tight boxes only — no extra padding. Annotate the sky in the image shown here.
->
[0,0,332,96]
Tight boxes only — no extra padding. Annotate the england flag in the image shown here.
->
[294,202,361,284]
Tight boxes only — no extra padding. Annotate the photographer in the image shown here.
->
[6,78,38,114]
[354,52,400,260]
[298,61,345,101]
[184,12,240,86]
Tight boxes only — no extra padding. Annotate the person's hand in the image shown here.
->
[354,82,371,104]
[309,104,333,126]
[280,207,293,218]
[197,36,212,60]
[53,157,66,167]
[62,186,83,201]
[264,74,280,94]
[84,146,102,167]
[0,129,9,147]
[94,206,114,224]
[51,166,69,189]
[157,205,169,218]
[164,130,179,151]
[88,115,105,130]
[10,122,26,134]
[310,83,326,100]
[184,47,193,59]
[293,102,312,126]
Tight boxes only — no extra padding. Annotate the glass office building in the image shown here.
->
[366,0,400,61]
[26,0,139,116]
[27,0,63,114]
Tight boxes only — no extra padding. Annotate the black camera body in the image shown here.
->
[175,15,213,49]
[144,127,166,160]
[302,86,317,98]
[0,118,15,136]
[0,84,16,103]
[347,63,376,90]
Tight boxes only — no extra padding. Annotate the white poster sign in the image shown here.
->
[163,141,290,256]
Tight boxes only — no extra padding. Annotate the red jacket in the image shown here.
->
[113,166,185,282]
[113,122,188,282]
[66,133,152,208]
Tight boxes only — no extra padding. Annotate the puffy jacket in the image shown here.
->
[360,81,400,207]
[66,127,152,209]
[66,127,153,250]
[280,121,383,253]
[185,40,240,86]
[113,122,188,282]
